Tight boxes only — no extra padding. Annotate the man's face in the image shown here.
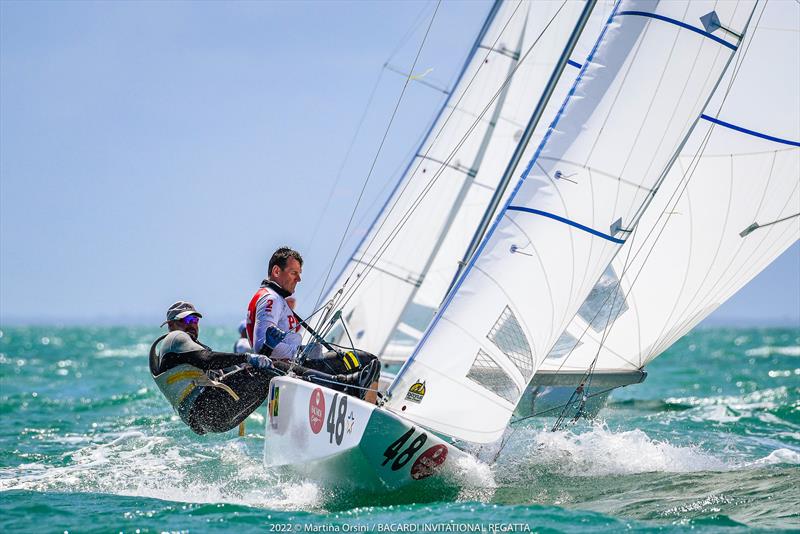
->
[271,258,302,294]
[169,314,200,340]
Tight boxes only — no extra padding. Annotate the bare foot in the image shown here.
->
[365,380,379,404]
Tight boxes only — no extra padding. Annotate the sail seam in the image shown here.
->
[506,206,626,244]
[615,10,738,51]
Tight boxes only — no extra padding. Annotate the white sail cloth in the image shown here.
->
[386,0,756,443]
[322,0,612,355]
[541,0,800,374]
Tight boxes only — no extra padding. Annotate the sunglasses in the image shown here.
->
[181,315,200,325]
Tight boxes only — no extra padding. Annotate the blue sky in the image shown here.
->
[1,0,798,327]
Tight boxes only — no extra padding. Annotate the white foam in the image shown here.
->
[450,452,495,487]
[448,454,497,502]
[748,448,800,466]
[500,424,728,477]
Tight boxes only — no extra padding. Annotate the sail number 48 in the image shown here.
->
[327,393,348,445]
[382,427,427,470]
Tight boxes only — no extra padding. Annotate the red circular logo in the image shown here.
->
[410,444,448,480]
[308,388,325,434]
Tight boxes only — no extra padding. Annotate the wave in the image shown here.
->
[662,387,792,424]
[748,448,800,466]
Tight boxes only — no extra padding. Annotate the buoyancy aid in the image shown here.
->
[245,286,269,347]
[246,280,301,357]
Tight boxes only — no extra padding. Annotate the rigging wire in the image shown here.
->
[303,0,436,259]
[300,138,428,304]
[302,69,386,255]
[312,0,444,316]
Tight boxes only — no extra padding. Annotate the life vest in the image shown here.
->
[247,280,303,357]
[246,287,269,347]
[149,334,240,423]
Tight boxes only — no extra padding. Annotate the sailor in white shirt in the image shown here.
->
[245,247,381,403]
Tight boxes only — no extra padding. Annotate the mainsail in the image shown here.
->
[385,0,758,443]
[540,0,800,376]
[321,0,614,357]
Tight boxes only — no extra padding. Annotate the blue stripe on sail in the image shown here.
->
[507,206,626,244]
[567,59,583,69]
[700,114,800,147]
[615,10,737,51]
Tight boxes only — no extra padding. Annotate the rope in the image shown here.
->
[305,374,379,394]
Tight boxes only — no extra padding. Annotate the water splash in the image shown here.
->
[496,423,728,478]
[0,430,324,511]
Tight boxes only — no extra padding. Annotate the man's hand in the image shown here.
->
[246,353,274,370]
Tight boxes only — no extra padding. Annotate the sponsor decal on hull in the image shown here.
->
[309,387,325,434]
[410,444,448,480]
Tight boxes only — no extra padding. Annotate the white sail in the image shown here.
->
[541,0,800,375]
[386,0,756,443]
[322,0,613,356]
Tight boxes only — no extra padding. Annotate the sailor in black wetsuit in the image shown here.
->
[150,301,376,435]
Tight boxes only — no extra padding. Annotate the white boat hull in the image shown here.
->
[264,376,469,491]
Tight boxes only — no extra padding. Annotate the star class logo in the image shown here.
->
[405,379,426,403]
[308,388,325,434]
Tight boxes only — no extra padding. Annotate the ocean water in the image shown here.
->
[0,326,798,532]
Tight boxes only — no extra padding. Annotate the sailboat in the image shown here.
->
[263,0,798,489]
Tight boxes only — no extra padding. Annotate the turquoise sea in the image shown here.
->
[0,326,798,532]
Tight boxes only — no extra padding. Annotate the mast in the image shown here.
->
[446,0,598,298]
